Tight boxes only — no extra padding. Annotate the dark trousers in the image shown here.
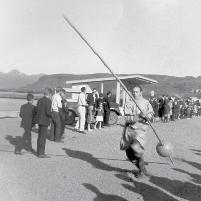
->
[104,109,110,125]
[37,125,48,156]
[60,111,66,137]
[126,147,145,173]
[50,111,61,141]
[15,128,32,154]
[23,129,32,149]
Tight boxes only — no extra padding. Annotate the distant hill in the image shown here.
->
[19,73,201,98]
[0,69,43,90]
[142,74,201,97]
[19,73,112,92]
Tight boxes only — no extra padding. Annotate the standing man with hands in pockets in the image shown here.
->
[35,88,52,158]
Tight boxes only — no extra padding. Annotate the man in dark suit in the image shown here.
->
[35,88,52,158]
[18,93,36,153]
[103,91,112,126]
[86,88,98,131]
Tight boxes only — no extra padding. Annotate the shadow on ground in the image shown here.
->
[62,148,132,173]
[173,168,201,185]
[190,148,201,153]
[115,173,179,201]
[5,135,37,156]
[83,183,128,201]
[190,148,201,156]
[150,175,201,201]
[176,158,201,171]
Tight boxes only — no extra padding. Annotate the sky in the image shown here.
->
[1,0,201,77]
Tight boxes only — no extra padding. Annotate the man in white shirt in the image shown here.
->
[75,87,88,133]
[50,87,65,141]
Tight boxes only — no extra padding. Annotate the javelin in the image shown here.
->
[62,14,163,144]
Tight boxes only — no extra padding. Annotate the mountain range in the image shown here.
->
[0,70,43,90]
[1,69,201,98]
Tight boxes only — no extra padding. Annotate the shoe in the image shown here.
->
[87,129,92,132]
[134,170,151,178]
[134,172,145,178]
[38,154,50,158]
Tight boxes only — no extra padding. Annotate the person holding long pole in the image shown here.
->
[62,14,174,164]
[120,85,154,178]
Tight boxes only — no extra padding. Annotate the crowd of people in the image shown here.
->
[149,95,201,123]
[74,87,113,133]
[18,85,201,161]
[19,86,113,157]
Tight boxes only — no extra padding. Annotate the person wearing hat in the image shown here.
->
[120,85,154,178]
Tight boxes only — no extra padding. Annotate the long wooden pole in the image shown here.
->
[62,14,162,139]
[62,14,174,164]
[62,14,163,143]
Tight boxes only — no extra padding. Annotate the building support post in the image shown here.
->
[116,81,120,104]
[101,82,104,93]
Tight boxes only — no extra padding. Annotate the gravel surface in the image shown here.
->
[0,117,201,201]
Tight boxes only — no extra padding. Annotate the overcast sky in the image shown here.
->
[1,0,201,77]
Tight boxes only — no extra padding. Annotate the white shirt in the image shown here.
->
[124,97,154,119]
[51,93,62,112]
[77,92,87,107]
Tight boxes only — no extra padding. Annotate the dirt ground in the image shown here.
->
[0,116,200,201]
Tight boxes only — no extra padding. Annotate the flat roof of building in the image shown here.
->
[66,74,158,85]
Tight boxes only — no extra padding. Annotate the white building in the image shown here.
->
[65,74,158,106]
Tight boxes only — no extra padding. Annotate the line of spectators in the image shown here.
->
[149,95,201,123]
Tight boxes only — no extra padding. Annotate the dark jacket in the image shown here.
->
[20,103,36,129]
[95,97,105,109]
[103,96,112,110]
[87,93,98,106]
[35,96,52,126]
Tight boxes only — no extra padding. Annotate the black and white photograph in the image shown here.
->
[0,0,201,200]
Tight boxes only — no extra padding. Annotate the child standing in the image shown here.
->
[94,103,104,129]
[18,93,36,153]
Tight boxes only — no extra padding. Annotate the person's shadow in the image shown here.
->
[190,148,201,156]
[62,148,132,173]
[116,173,180,201]
[149,174,201,201]
[175,157,201,171]
[5,135,37,156]
[83,183,129,201]
[173,168,201,185]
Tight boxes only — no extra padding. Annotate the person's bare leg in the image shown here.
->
[94,121,98,129]
[98,122,101,129]
[87,123,92,131]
